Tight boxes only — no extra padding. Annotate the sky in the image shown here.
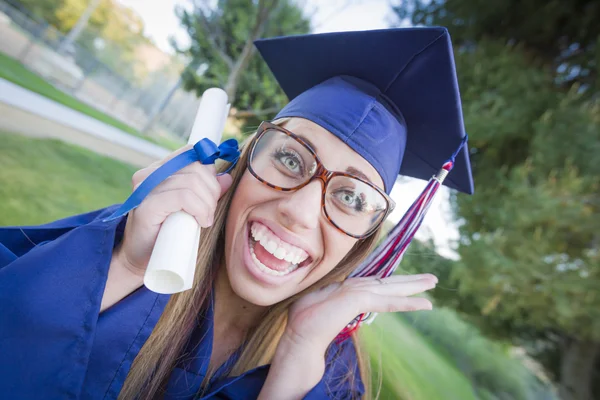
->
[117,0,397,53]
[115,0,461,259]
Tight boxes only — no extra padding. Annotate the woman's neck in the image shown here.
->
[213,266,266,339]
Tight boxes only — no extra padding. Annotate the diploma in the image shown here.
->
[144,88,230,294]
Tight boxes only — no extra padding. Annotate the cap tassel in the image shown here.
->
[335,135,468,343]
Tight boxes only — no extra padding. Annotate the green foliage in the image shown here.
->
[451,42,600,343]
[6,0,63,25]
[56,0,151,80]
[393,0,600,94]
[401,309,556,400]
[10,0,152,81]
[177,0,310,123]
[392,240,556,398]
[392,1,600,393]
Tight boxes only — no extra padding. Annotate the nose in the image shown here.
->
[276,180,323,231]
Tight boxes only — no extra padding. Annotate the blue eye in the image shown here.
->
[272,149,305,176]
[333,189,366,213]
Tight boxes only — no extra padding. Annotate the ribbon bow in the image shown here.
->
[103,138,240,222]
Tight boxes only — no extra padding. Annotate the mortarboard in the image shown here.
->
[254,27,474,195]
[254,27,474,339]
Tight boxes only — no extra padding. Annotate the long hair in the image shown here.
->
[119,121,380,399]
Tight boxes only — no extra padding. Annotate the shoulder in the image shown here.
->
[321,337,365,399]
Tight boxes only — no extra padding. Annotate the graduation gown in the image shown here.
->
[0,205,364,399]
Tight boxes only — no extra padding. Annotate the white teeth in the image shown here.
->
[250,243,299,276]
[250,222,310,266]
[273,247,287,260]
[265,240,278,254]
[283,251,295,263]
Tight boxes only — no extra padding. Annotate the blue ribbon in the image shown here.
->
[103,138,240,222]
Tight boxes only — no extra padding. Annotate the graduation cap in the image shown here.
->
[254,27,473,194]
[254,27,474,339]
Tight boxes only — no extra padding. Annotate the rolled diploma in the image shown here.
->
[144,88,230,294]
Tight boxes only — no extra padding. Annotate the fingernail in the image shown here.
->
[426,302,433,310]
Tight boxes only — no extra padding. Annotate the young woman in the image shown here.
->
[0,28,473,399]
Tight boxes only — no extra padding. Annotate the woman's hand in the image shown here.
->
[258,274,437,399]
[101,146,233,312]
[283,274,436,353]
[115,145,233,277]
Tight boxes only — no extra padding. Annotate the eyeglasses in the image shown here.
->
[247,121,396,238]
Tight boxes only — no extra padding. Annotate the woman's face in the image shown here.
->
[224,118,385,306]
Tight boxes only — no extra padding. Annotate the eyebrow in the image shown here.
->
[346,166,373,183]
[296,133,374,184]
[296,134,318,151]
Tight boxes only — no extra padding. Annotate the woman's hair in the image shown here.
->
[119,121,381,400]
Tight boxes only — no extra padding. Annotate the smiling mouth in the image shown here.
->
[248,221,312,277]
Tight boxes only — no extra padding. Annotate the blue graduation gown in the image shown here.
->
[0,205,364,399]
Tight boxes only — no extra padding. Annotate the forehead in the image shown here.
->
[281,117,385,190]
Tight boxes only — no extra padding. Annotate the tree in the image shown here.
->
[392,2,600,399]
[393,0,600,95]
[56,0,102,54]
[176,0,311,124]
[11,0,152,81]
[54,0,150,80]
[6,0,64,25]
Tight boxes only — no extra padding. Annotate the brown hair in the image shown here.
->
[119,122,380,399]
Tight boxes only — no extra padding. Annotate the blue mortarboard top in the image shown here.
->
[254,27,474,195]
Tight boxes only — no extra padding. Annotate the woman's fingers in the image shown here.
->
[368,294,433,313]
[286,279,434,348]
[331,278,435,318]
[153,173,218,207]
[350,273,437,286]
[216,173,233,196]
[351,277,437,298]
[132,143,223,189]
[142,188,215,228]
[285,273,439,352]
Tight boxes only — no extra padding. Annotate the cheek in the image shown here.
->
[225,173,260,246]
[305,229,358,285]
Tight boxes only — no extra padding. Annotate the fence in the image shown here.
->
[0,0,201,142]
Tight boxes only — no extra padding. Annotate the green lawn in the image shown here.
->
[363,313,477,400]
[0,131,136,226]
[0,52,182,150]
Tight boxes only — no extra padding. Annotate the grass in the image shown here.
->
[399,309,556,400]
[0,52,182,150]
[0,131,136,226]
[363,313,477,400]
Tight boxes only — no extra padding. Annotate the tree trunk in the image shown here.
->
[558,339,599,400]
[224,45,255,103]
[57,0,102,54]
[223,0,278,103]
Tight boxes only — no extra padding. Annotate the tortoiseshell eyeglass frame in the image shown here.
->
[247,121,396,239]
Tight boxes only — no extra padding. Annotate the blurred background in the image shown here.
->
[0,0,598,399]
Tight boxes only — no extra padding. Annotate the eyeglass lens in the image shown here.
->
[250,128,388,236]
